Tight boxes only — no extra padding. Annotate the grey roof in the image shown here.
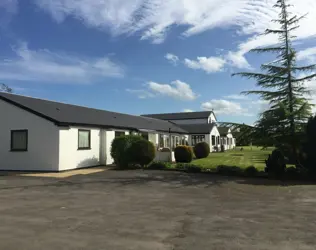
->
[142,111,214,120]
[178,123,216,134]
[0,93,187,134]
[218,127,230,136]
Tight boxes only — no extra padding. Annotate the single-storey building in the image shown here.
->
[0,93,187,171]
[217,127,236,150]
[0,93,236,171]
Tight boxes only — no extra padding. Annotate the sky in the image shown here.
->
[0,0,316,125]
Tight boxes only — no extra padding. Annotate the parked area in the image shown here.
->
[0,170,315,250]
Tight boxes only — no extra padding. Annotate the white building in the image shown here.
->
[0,93,235,171]
[217,127,236,150]
[142,112,235,151]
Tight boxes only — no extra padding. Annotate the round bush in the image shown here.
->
[194,142,210,159]
[110,135,142,168]
[128,139,156,167]
[174,145,193,163]
[265,149,286,178]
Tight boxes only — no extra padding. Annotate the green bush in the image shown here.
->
[216,165,243,176]
[194,142,210,159]
[128,139,156,167]
[148,161,172,170]
[265,149,286,179]
[244,166,258,177]
[174,145,193,163]
[175,163,201,173]
[300,116,316,175]
[110,135,142,168]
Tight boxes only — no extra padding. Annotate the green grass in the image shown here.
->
[192,146,273,171]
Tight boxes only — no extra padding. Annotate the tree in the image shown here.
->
[0,83,13,93]
[233,0,316,157]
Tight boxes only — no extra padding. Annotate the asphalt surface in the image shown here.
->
[0,169,316,250]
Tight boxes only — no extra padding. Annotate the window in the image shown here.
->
[191,135,205,146]
[212,135,216,145]
[11,130,28,151]
[159,134,164,148]
[115,131,125,138]
[78,129,91,150]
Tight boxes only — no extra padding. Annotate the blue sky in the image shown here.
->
[0,0,316,125]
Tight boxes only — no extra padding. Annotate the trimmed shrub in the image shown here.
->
[110,135,143,168]
[265,149,286,179]
[128,139,156,167]
[194,142,210,159]
[147,161,172,170]
[174,145,193,163]
[216,165,243,176]
[244,166,258,177]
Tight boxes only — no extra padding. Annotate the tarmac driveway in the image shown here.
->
[0,169,315,250]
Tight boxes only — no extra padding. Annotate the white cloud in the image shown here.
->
[182,109,194,112]
[127,80,198,101]
[147,80,198,101]
[165,53,179,65]
[201,99,252,116]
[0,43,123,83]
[297,47,316,63]
[184,57,225,73]
[34,0,316,45]
[225,51,252,69]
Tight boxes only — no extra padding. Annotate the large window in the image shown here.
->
[11,130,28,151]
[78,129,91,150]
[191,135,205,146]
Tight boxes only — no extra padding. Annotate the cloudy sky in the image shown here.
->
[0,0,316,124]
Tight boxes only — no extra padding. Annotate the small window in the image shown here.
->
[78,129,91,150]
[11,130,28,151]
[115,131,125,138]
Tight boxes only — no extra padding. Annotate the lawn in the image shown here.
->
[193,146,273,171]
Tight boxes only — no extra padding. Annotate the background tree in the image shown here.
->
[233,0,316,159]
[0,83,13,93]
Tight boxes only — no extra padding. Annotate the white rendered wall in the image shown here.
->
[58,127,101,171]
[0,99,59,171]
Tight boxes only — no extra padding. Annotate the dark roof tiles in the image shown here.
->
[0,93,187,134]
[178,123,216,134]
[142,111,213,120]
